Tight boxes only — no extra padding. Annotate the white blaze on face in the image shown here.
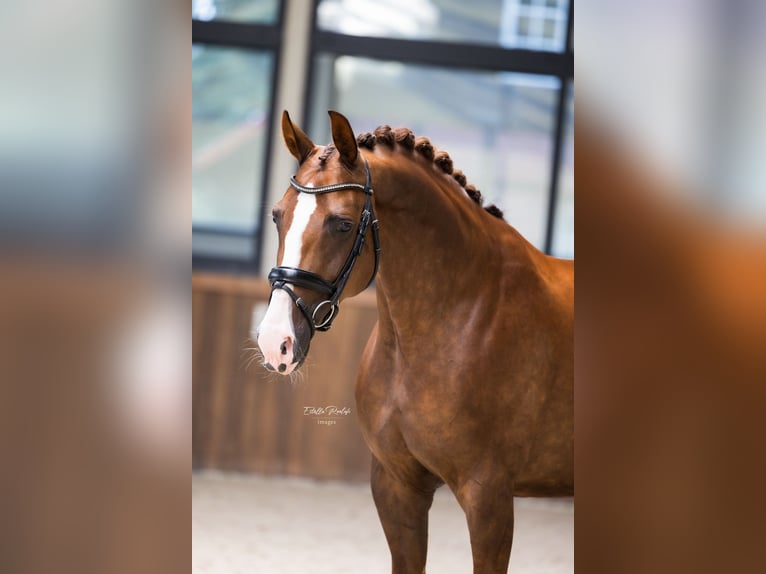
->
[257,192,317,374]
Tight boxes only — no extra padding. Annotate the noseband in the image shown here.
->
[267,159,380,335]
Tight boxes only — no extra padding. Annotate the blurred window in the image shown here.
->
[191,0,572,271]
[192,46,274,258]
[317,0,570,52]
[551,83,573,258]
[192,0,282,269]
[308,57,558,248]
[309,0,573,256]
[506,0,569,51]
[192,0,281,24]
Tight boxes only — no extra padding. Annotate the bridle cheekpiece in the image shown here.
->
[267,158,380,335]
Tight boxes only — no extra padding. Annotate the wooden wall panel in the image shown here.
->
[192,272,377,482]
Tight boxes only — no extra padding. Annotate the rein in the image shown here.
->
[267,158,380,335]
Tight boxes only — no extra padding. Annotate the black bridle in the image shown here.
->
[267,159,380,335]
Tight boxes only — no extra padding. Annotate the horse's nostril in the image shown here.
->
[280,340,288,355]
[278,363,287,373]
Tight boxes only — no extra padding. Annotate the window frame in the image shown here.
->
[303,0,573,256]
[192,6,286,273]
[192,0,573,273]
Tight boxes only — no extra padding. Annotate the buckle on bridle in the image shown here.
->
[312,300,338,331]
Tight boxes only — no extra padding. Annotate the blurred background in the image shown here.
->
[192,0,574,572]
[192,0,574,269]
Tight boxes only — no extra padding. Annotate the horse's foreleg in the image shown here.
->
[455,476,515,574]
[371,456,436,574]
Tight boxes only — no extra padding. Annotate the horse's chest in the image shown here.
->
[356,370,459,476]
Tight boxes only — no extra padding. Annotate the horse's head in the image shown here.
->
[256,110,380,375]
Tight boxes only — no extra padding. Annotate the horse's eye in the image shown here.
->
[336,220,354,233]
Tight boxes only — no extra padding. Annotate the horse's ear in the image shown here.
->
[281,110,314,163]
[328,110,358,166]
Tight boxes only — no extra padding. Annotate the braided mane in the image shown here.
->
[317,144,336,164]
[355,125,504,220]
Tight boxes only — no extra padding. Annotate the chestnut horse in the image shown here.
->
[257,110,573,573]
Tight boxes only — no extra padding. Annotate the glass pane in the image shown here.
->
[551,83,573,259]
[192,0,280,25]
[308,55,558,250]
[317,0,570,52]
[193,231,255,260]
[192,44,274,257]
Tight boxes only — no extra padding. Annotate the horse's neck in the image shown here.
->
[371,157,510,345]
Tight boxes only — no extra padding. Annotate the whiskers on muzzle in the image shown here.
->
[242,338,311,386]
[241,341,266,372]
[287,364,309,386]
